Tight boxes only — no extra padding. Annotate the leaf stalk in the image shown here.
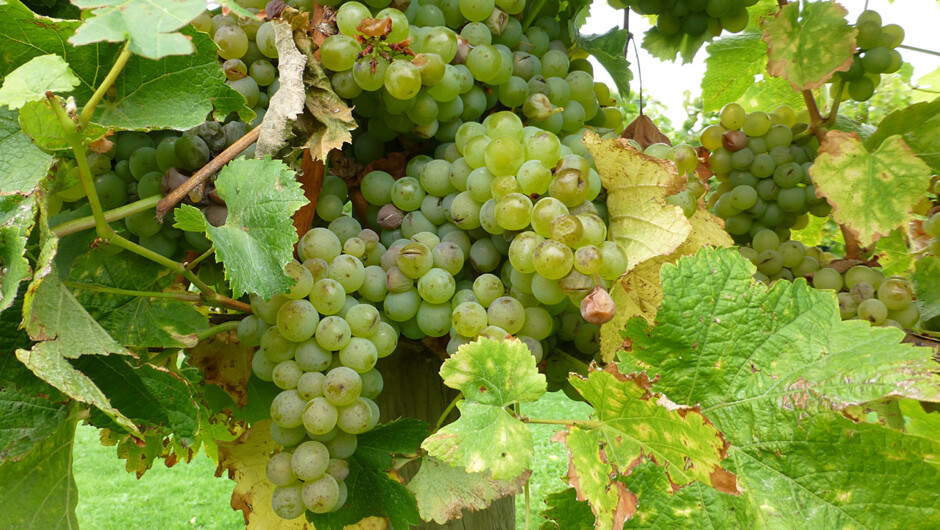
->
[51,195,161,237]
[195,320,240,342]
[79,43,132,127]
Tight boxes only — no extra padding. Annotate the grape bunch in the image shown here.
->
[701,103,830,244]
[237,228,396,518]
[317,0,622,163]
[737,229,921,330]
[191,7,280,123]
[829,10,905,103]
[612,0,754,40]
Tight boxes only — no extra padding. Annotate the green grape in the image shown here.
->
[472,273,504,308]
[370,321,398,358]
[756,249,783,276]
[924,213,940,238]
[358,266,388,303]
[338,337,378,373]
[271,484,305,520]
[888,303,920,329]
[811,267,842,291]
[271,389,307,429]
[277,299,320,342]
[345,304,380,338]
[215,24,249,60]
[237,315,268,348]
[291,440,331,481]
[486,296,525,335]
[880,24,904,48]
[310,278,347,316]
[451,301,487,337]
[329,255,365,293]
[320,35,361,71]
[273,360,302,390]
[508,231,545,274]
[857,298,888,325]
[848,77,875,101]
[124,209,162,238]
[533,240,573,280]
[877,278,913,311]
[469,238,500,272]
[384,288,421,321]
[719,103,746,130]
[267,452,297,487]
[297,372,326,401]
[495,193,533,231]
[417,268,456,304]
[384,60,422,100]
[449,191,483,229]
[432,241,465,275]
[252,351,276,381]
[336,398,375,434]
[844,265,883,289]
[250,60,277,87]
[316,315,353,351]
[765,124,794,149]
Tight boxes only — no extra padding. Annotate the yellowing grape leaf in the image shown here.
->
[407,456,529,524]
[556,365,736,530]
[584,132,691,274]
[600,209,732,362]
[216,420,312,529]
[810,131,932,247]
[186,331,254,408]
[422,338,545,480]
[763,1,856,90]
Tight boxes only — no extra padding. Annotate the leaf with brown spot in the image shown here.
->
[187,331,254,407]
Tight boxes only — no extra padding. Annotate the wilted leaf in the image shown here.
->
[810,131,932,246]
[407,456,529,524]
[585,133,691,274]
[763,1,856,90]
[0,54,78,109]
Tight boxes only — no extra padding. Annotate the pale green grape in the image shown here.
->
[303,397,338,435]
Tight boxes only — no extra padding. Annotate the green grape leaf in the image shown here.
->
[558,367,736,529]
[67,250,208,348]
[0,417,79,529]
[439,337,546,406]
[620,461,756,529]
[202,371,282,423]
[0,1,251,129]
[0,54,79,110]
[72,355,200,441]
[69,0,207,60]
[308,419,426,530]
[809,131,932,246]
[641,26,710,64]
[617,248,940,528]
[762,1,856,90]
[701,34,802,113]
[15,345,138,434]
[897,399,940,441]
[539,487,596,530]
[0,194,37,313]
[172,203,208,232]
[912,68,940,103]
[17,98,108,151]
[864,98,940,174]
[585,132,692,274]
[422,338,544,480]
[831,114,877,143]
[199,157,307,299]
[423,400,533,481]
[0,293,70,462]
[871,229,914,276]
[0,107,55,196]
[407,456,529,524]
[575,25,631,96]
[913,256,940,324]
[23,266,128,359]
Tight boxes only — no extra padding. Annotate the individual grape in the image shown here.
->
[273,360,302,390]
[812,267,843,291]
[303,474,340,514]
[486,296,525,335]
[574,245,602,275]
[844,265,882,290]
[383,288,421,322]
[888,303,920,329]
[417,268,457,304]
[495,193,533,231]
[370,321,398,358]
[297,371,326,400]
[336,398,374,435]
[850,282,875,303]
[300,227,342,262]
[756,249,783,276]
[719,103,746,130]
[271,390,307,429]
[291,440,331,481]
[345,304,380,338]
[316,316,352,351]
[533,240,574,280]
[472,274,504,308]
[329,255,366,293]
[339,337,379,372]
[877,278,913,311]
[598,241,627,281]
[260,327,296,364]
[237,315,268,347]
[271,484,305,520]
[267,452,297,486]
[303,397,338,435]
[857,298,888,325]
[311,278,347,316]
[323,367,363,407]
[252,352,275,381]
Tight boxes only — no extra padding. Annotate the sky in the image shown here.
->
[581,0,940,124]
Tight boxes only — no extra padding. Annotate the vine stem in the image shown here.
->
[827,77,845,123]
[524,480,531,530]
[802,90,826,141]
[434,393,463,432]
[48,93,113,239]
[898,44,940,57]
[520,0,547,31]
[51,195,160,237]
[155,126,261,221]
[64,281,201,302]
[186,247,215,271]
[196,321,240,341]
[79,43,132,128]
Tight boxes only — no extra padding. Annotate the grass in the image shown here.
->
[73,391,591,529]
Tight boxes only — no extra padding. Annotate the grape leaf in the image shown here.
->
[203,374,283,424]
[701,34,802,113]
[557,366,735,529]
[585,132,692,274]
[69,0,207,60]
[572,19,631,96]
[618,248,940,528]
[809,131,932,246]
[67,250,208,348]
[216,420,314,530]
[864,98,940,174]
[600,209,732,363]
[539,488,595,530]
[620,462,756,529]
[196,157,308,299]
[0,1,251,129]
[0,54,78,109]
[307,419,427,530]
[0,194,37,312]
[762,1,856,90]
[871,228,914,276]
[255,19,308,159]
[407,456,529,524]
[0,417,79,530]
[423,338,545,480]
[913,256,940,324]
[912,67,940,103]
[0,107,55,196]
[0,293,70,462]
[186,330,255,407]
[72,355,200,441]
[897,399,940,441]
[641,26,710,64]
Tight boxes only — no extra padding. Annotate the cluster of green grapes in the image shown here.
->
[701,103,830,244]
[191,8,280,124]
[737,229,921,330]
[829,10,904,102]
[611,0,753,40]
[50,124,253,263]
[236,226,398,518]
[317,0,622,163]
